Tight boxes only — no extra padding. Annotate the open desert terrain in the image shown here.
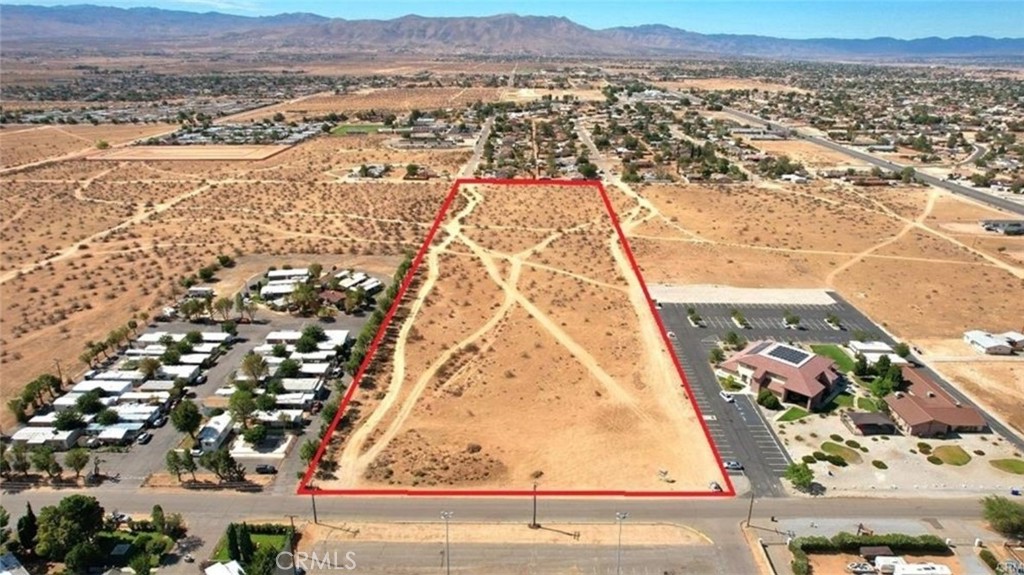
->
[0,123,177,171]
[92,145,288,161]
[318,182,727,492]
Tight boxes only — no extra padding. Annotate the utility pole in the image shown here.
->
[441,511,453,575]
[529,482,539,529]
[615,511,629,575]
[308,483,319,523]
[53,359,63,383]
[286,515,298,575]
[746,491,755,528]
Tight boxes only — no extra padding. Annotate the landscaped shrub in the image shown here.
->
[917,442,932,454]
[830,434,843,442]
[979,549,999,571]
[974,450,986,456]
[845,439,861,449]
[872,460,888,469]
[802,455,817,464]
[813,451,827,461]
[825,454,848,467]
[927,455,943,465]
[791,548,810,575]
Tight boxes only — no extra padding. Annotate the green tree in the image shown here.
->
[853,353,869,377]
[254,393,277,412]
[229,390,256,427]
[874,354,892,377]
[226,523,241,561]
[295,334,318,353]
[237,523,255,564]
[31,448,59,479]
[179,451,198,482]
[299,439,319,464]
[246,544,279,575]
[214,297,234,321]
[17,502,37,553]
[0,506,9,553]
[242,425,267,445]
[982,495,1024,538]
[35,495,104,559]
[7,398,28,424]
[240,353,269,383]
[405,163,419,178]
[7,444,31,477]
[198,449,245,483]
[64,449,90,479]
[171,400,202,439]
[76,390,104,414]
[271,343,288,358]
[302,324,327,342]
[709,347,726,364]
[139,357,162,380]
[893,342,911,358]
[54,410,85,431]
[783,462,815,492]
[165,451,183,482]
[151,505,165,535]
[129,553,152,575]
[96,408,119,426]
[276,358,301,378]
[289,282,318,315]
[64,541,102,573]
[757,390,782,410]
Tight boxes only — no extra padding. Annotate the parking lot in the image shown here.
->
[657,294,892,497]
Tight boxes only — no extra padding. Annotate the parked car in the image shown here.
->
[723,460,744,471]
[190,447,203,457]
[709,481,723,492]
[195,373,208,385]
[719,391,735,403]
[85,437,101,449]
[136,432,153,445]
[255,464,277,475]
[152,416,168,428]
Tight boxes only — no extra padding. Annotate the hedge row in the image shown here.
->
[789,532,949,574]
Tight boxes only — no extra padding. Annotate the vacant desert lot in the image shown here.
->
[655,79,810,93]
[0,132,455,428]
[230,88,505,121]
[92,145,288,161]
[622,180,1024,433]
[744,138,872,169]
[320,182,726,492]
[0,123,176,169]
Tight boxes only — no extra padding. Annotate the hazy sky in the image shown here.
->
[6,1,1023,39]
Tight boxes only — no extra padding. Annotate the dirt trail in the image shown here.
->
[0,181,213,284]
[336,187,485,484]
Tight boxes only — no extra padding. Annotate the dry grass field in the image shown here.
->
[321,183,726,492]
[92,145,288,161]
[743,138,872,168]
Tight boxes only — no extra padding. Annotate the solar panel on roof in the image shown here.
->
[766,345,810,365]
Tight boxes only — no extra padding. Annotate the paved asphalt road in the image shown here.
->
[715,103,1024,216]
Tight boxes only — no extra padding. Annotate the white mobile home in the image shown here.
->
[357,277,383,294]
[53,394,117,412]
[71,379,133,395]
[280,378,323,393]
[157,364,200,382]
[260,283,298,299]
[964,330,1014,355]
[266,330,303,344]
[111,404,161,425]
[196,413,234,453]
[11,427,82,450]
[267,268,310,281]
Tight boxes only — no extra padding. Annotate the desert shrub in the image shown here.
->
[927,455,943,465]
[466,443,482,454]
[845,439,861,449]
[917,441,932,454]
[974,450,986,456]
[830,434,843,442]
[872,460,888,469]
[802,455,817,464]
[825,454,848,467]
[813,451,827,461]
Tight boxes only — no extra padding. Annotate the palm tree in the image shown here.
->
[239,353,269,383]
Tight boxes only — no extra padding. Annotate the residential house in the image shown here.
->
[885,367,987,437]
[963,330,1014,355]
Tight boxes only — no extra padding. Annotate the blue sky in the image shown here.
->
[7,1,1023,39]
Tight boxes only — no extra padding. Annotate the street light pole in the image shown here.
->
[441,511,453,575]
[615,511,629,575]
[529,482,539,529]
[746,491,755,528]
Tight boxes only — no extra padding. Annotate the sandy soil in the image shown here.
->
[656,79,810,94]
[744,139,871,168]
[92,145,288,161]
[298,521,710,547]
[229,88,504,121]
[933,362,1024,435]
[0,123,176,169]
[500,88,606,102]
[0,129,456,428]
[322,183,725,492]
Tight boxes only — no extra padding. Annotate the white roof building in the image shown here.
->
[138,380,178,392]
[290,351,334,361]
[111,403,161,423]
[11,427,82,449]
[280,378,323,392]
[275,393,316,408]
[96,370,145,382]
[848,340,895,355]
[124,345,167,357]
[53,394,117,412]
[260,283,298,299]
[71,380,133,395]
[267,268,309,280]
[179,353,212,366]
[253,410,304,426]
[205,561,244,575]
[299,362,331,375]
[158,364,200,381]
[266,330,303,343]
[138,332,186,344]
[964,330,1014,355]
[863,353,909,366]
[197,413,234,453]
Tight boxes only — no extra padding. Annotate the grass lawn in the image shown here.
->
[857,397,882,412]
[822,441,863,464]
[990,458,1024,475]
[213,532,291,561]
[833,394,854,408]
[719,377,744,392]
[932,446,971,466]
[96,531,170,567]
[779,406,809,422]
[811,344,855,373]
[331,124,382,135]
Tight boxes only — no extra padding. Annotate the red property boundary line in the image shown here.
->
[298,178,735,498]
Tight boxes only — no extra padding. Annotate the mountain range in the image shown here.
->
[2,4,1022,60]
